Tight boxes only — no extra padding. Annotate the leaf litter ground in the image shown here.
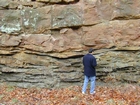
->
[0,84,139,105]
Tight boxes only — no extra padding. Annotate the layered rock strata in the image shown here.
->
[0,0,140,88]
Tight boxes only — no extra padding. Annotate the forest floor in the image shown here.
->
[0,83,140,105]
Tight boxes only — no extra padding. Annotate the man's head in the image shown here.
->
[88,48,94,53]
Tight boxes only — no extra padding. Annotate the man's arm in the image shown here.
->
[92,57,97,67]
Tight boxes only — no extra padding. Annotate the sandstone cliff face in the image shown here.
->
[0,0,140,88]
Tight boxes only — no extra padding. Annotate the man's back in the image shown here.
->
[83,53,97,76]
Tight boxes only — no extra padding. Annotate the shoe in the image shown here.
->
[90,91,96,95]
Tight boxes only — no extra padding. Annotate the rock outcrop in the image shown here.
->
[0,0,140,88]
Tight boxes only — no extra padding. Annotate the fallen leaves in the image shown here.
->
[0,84,139,105]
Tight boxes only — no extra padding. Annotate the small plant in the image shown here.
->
[0,95,4,100]
[6,85,15,92]
[12,98,19,104]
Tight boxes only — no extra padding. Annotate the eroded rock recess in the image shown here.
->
[0,0,140,88]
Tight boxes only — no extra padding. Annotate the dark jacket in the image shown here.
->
[83,53,97,76]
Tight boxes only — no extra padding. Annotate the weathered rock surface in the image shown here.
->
[0,0,140,88]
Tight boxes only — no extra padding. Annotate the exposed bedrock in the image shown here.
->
[0,0,140,88]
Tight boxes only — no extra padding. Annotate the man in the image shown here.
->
[82,48,97,95]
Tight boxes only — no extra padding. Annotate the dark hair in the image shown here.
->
[88,48,94,53]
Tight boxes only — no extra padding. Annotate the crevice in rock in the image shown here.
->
[112,16,140,21]
[50,0,80,5]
